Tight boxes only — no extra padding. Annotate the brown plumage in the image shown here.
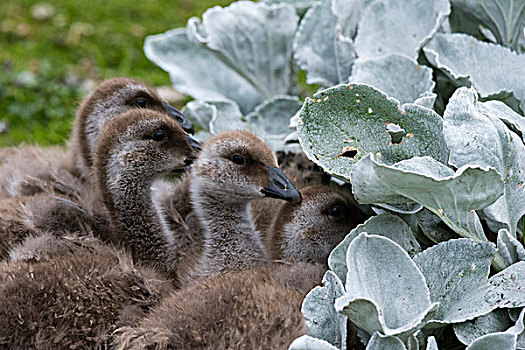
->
[180,130,301,281]
[0,77,194,200]
[113,262,325,350]
[0,109,197,347]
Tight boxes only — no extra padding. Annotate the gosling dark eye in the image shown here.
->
[328,205,344,217]
[135,98,147,108]
[153,130,167,142]
[231,154,245,165]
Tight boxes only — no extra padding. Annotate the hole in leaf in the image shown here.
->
[336,145,359,159]
[386,122,407,145]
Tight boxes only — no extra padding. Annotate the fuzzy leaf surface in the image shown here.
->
[413,239,496,325]
[453,309,514,345]
[245,96,302,151]
[497,229,525,268]
[288,335,338,350]
[450,0,525,51]
[365,332,406,350]
[294,0,355,86]
[351,155,503,240]
[335,233,436,338]
[187,1,298,101]
[297,84,448,180]
[328,213,420,285]
[349,55,435,105]
[354,0,450,59]
[301,271,346,348]
[443,87,525,235]
[424,33,525,112]
[144,28,261,113]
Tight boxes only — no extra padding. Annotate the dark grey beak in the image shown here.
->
[185,135,201,151]
[164,102,195,135]
[261,166,302,203]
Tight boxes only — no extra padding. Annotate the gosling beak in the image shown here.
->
[185,135,201,151]
[261,166,302,203]
[164,102,195,135]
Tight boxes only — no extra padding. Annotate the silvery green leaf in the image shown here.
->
[464,309,524,349]
[187,1,298,101]
[293,0,356,86]
[144,28,261,114]
[328,214,421,284]
[365,332,406,350]
[351,155,503,241]
[407,334,419,350]
[301,271,346,348]
[296,84,448,180]
[288,335,338,350]
[335,233,437,339]
[453,309,514,345]
[424,33,525,112]
[426,336,439,350]
[480,100,525,142]
[349,55,435,105]
[443,87,525,235]
[245,96,303,151]
[193,100,248,135]
[449,0,525,51]
[497,229,525,268]
[181,100,215,132]
[414,92,438,110]
[413,239,497,325]
[332,0,371,39]
[354,0,450,59]
[406,208,458,244]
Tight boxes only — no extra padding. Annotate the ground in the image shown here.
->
[0,0,232,146]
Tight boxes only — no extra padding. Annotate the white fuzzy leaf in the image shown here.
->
[413,239,497,324]
[365,332,406,350]
[443,87,525,235]
[453,309,514,345]
[424,33,525,112]
[354,0,450,59]
[187,1,298,101]
[289,335,338,350]
[335,233,436,339]
[497,229,525,268]
[301,271,346,348]
[328,213,421,285]
[144,28,261,114]
[426,336,439,350]
[349,55,435,105]
[293,0,355,86]
[351,155,503,241]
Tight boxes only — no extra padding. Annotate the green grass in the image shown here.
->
[0,0,232,147]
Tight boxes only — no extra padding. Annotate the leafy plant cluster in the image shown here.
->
[144,0,525,348]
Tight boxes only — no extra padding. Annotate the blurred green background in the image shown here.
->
[0,0,232,147]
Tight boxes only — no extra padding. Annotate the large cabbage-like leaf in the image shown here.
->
[245,96,302,151]
[293,0,355,87]
[187,1,298,101]
[450,0,525,51]
[464,309,525,349]
[328,213,420,284]
[296,84,448,180]
[288,335,338,350]
[335,233,437,339]
[354,0,450,59]
[413,239,497,325]
[144,28,262,114]
[351,155,503,241]
[443,87,525,235]
[332,0,371,39]
[349,55,435,105]
[301,271,346,348]
[365,332,406,350]
[453,309,514,345]
[424,33,525,113]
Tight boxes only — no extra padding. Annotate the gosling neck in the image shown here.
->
[190,177,268,276]
[98,164,177,276]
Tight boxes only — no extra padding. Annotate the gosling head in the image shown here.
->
[94,109,199,189]
[74,77,195,171]
[271,185,361,264]
[191,130,301,204]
